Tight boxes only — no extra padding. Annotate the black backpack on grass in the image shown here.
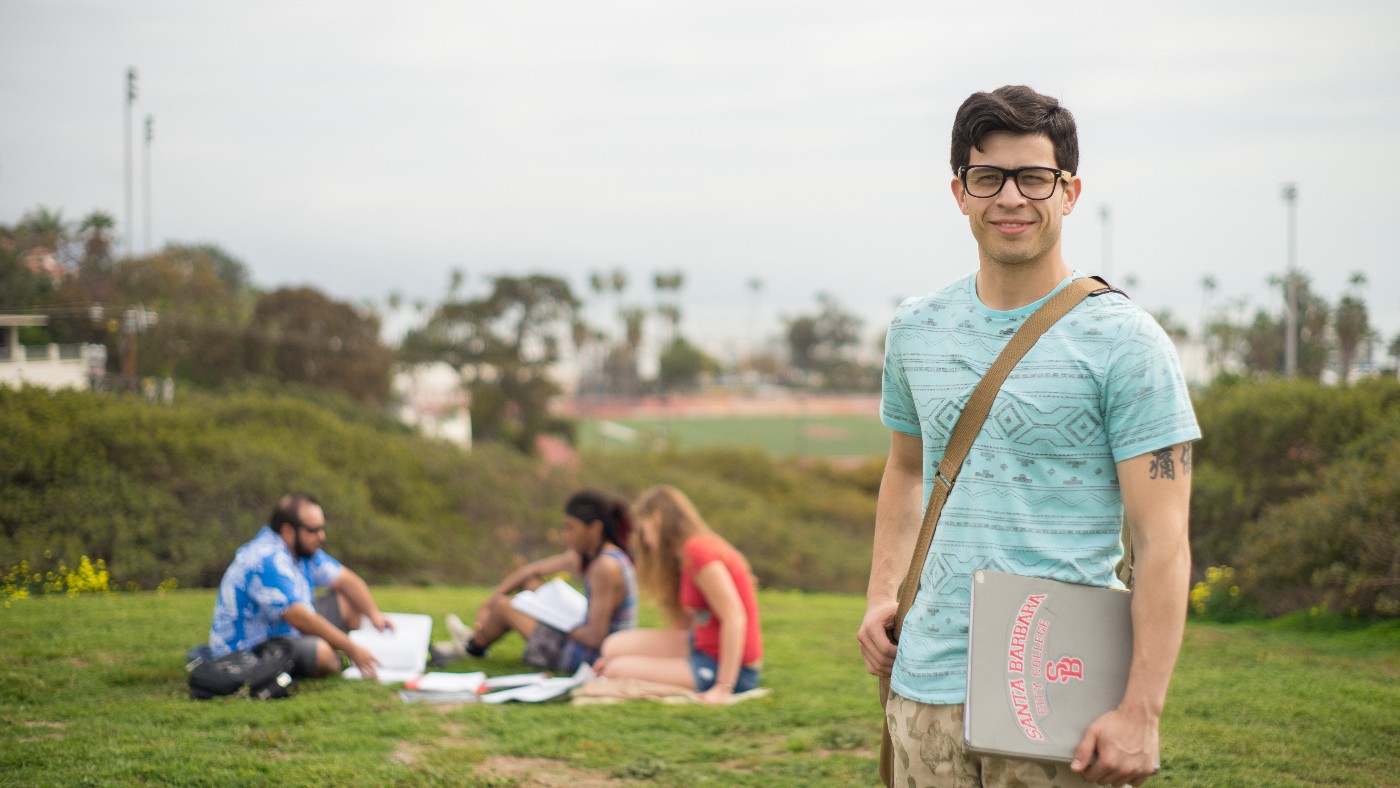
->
[187,637,296,700]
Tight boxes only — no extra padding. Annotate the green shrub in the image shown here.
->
[1190,377,1400,569]
[1238,418,1400,617]
[0,385,877,594]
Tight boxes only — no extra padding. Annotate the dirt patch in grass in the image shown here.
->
[392,735,476,766]
[473,756,620,786]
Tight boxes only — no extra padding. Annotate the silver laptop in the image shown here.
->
[964,570,1133,762]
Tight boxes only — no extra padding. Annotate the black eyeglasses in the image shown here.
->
[958,165,1071,200]
[298,524,326,535]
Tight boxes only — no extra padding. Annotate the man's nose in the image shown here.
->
[994,175,1027,205]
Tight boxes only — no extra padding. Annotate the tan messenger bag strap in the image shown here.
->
[889,275,1114,637]
[878,276,1114,787]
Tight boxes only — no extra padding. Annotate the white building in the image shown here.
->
[392,362,472,449]
[0,315,103,391]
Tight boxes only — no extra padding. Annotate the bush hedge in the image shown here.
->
[1190,376,1400,617]
[6,376,1399,618]
[0,385,877,595]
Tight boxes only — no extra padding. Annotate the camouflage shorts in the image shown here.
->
[886,690,1121,787]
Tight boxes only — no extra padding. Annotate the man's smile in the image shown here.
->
[989,219,1034,235]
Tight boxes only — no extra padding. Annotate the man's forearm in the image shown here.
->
[335,569,384,625]
[283,604,357,655]
[867,462,925,605]
[1120,533,1190,717]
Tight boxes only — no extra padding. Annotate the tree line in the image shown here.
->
[3,204,881,454]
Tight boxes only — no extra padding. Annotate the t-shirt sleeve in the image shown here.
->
[880,300,922,436]
[307,550,344,588]
[683,538,724,574]
[1102,308,1202,462]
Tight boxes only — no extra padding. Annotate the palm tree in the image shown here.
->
[1334,272,1371,385]
[609,268,629,347]
[18,206,70,260]
[653,270,685,348]
[78,211,116,270]
[1198,275,1218,373]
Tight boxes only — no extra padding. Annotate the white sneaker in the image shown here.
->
[446,613,474,650]
[428,639,464,667]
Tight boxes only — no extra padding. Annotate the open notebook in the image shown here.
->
[509,577,587,632]
[340,612,433,683]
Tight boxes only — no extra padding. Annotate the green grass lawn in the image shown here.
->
[576,414,890,458]
[2,588,1397,786]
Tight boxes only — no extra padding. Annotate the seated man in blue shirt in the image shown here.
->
[208,492,392,679]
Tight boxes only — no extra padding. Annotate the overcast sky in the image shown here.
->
[3,1,1398,360]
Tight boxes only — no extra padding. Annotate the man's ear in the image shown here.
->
[1061,176,1082,216]
[952,177,970,215]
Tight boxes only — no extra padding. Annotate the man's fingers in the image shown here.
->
[1068,726,1099,774]
[856,625,897,676]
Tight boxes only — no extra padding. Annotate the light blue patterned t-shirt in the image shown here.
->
[208,525,344,657]
[880,271,1200,705]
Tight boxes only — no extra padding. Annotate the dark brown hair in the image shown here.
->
[564,489,632,571]
[269,492,320,534]
[950,85,1079,174]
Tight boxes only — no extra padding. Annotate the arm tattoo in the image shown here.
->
[1148,447,1176,480]
[1181,443,1192,476]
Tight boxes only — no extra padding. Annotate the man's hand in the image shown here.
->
[857,600,899,677]
[369,612,394,633]
[346,642,382,682]
[1070,707,1161,786]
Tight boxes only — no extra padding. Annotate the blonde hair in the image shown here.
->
[633,485,747,627]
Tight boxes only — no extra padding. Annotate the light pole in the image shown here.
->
[143,115,153,254]
[1281,183,1298,377]
[1099,205,1112,282]
[124,67,137,259]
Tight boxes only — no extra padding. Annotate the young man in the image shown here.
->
[208,492,392,680]
[857,86,1199,787]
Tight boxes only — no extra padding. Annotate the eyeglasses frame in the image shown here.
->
[957,165,1073,201]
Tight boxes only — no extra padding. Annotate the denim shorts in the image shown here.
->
[688,637,761,693]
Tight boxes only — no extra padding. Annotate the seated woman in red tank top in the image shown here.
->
[596,485,762,704]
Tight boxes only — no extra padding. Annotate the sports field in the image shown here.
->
[576,413,890,459]
[571,393,889,459]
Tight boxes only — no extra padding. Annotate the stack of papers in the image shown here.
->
[478,663,595,704]
[394,670,575,704]
[406,671,486,693]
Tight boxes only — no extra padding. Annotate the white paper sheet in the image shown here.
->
[339,612,432,683]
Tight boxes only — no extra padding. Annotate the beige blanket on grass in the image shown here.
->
[571,677,771,705]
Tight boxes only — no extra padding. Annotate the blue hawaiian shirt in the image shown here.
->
[208,525,343,657]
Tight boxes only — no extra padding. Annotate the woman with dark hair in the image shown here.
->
[596,485,763,703]
[433,489,638,674]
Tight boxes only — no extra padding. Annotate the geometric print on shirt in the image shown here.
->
[880,271,1200,705]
